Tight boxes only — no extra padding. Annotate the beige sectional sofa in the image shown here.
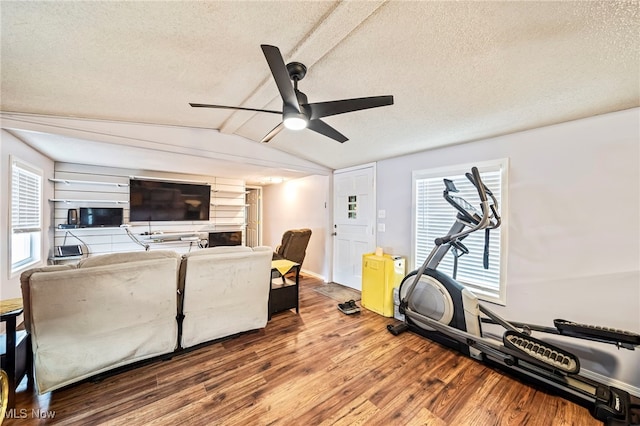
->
[21,246,272,394]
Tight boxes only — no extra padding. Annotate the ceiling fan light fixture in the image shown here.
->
[283,113,308,130]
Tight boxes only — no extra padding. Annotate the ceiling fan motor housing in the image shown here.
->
[286,62,307,81]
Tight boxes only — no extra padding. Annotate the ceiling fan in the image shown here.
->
[190,44,394,143]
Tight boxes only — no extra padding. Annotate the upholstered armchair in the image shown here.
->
[272,228,312,267]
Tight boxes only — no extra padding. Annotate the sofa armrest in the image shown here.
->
[20,264,76,332]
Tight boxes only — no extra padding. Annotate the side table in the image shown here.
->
[269,260,300,319]
[1,298,31,409]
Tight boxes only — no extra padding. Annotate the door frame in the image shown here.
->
[331,162,377,287]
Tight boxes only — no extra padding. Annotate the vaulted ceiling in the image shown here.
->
[1,1,638,183]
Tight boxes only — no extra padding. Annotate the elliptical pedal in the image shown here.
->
[503,330,580,374]
[554,319,640,346]
[387,322,409,336]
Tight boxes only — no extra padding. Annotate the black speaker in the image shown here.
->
[67,208,78,225]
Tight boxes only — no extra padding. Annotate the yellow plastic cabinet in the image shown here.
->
[361,253,405,317]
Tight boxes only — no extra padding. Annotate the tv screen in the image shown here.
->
[79,208,123,227]
[129,179,211,222]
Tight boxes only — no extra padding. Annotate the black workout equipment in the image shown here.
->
[388,167,640,425]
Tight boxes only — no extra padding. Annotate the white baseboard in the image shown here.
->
[580,369,640,397]
[300,268,326,282]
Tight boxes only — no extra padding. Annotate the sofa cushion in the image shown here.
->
[78,250,180,268]
[177,246,253,310]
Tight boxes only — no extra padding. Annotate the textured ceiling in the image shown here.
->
[1,1,638,182]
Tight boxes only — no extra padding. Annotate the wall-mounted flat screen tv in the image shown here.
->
[129,179,211,222]
[79,207,123,227]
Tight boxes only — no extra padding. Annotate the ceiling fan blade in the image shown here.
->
[307,95,394,120]
[307,119,348,143]
[261,45,300,113]
[189,103,281,114]
[260,122,285,143]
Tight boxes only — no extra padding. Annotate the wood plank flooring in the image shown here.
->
[6,276,600,425]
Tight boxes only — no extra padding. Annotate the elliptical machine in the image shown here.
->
[388,167,640,425]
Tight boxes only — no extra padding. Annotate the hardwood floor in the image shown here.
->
[6,276,600,425]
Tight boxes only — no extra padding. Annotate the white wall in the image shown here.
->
[1,130,55,300]
[262,175,331,280]
[376,108,640,391]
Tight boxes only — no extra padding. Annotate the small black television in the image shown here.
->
[209,231,243,247]
[79,207,123,227]
[129,179,211,222]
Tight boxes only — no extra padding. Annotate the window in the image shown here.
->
[10,157,43,274]
[347,195,357,219]
[412,159,508,304]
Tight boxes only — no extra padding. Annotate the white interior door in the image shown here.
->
[332,164,376,290]
[245,188,260,247]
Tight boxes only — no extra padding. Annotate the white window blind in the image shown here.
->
[11,158,43,272]
[414,161,507,304]
[12,165,42,232]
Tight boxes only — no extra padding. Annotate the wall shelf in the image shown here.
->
[49,178,129,187]
[214,189,246,194]
[54,226,123,231]
[130,175,210,185]
[49,255,83,264]
[142,232,204,243]
[49,199,128,204]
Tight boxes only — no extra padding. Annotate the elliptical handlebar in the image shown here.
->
[434,167,495,246]
[472,167,502,226]
[466,167,501,230]
[470,167,487,203]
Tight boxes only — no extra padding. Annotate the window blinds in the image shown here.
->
[12,161,42,233]
[415,170,502,299]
